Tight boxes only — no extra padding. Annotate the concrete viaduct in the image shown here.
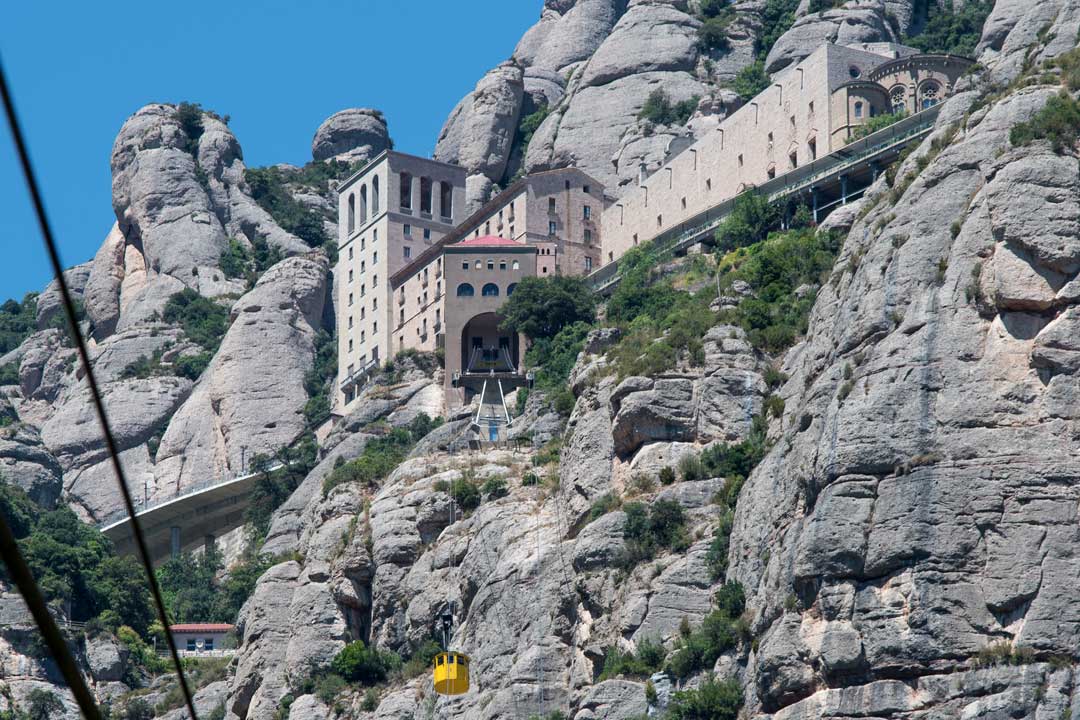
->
[98,463,284,566]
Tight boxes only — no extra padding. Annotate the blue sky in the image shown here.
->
[0,1,540,302]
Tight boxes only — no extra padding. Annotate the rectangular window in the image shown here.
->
[767,132,773,146]
[681,198,687,209]
[373,251,377,263]
[808,138,817,160]
[423,228,431,240]
[790,115,796,129]
[583,185,591,194]
[348,270,353,283]
[187,639,196,652]
[360,261,365,273]
[462,261,469,270]
[404,246,411,258]
[348,247,353,260]
[348,293,353,306]
[548,221,556,236]
[361,307,365,319]
[706,178,712,191]
[738,154,743,167]
[404,224,411,236]
[348,316,353,329]
[348,338,353,352]
[583,205,591,219]
[585,257,593,272]
[808,101,814,115]
[360,283,365,296]
[373,321,377,332]
[499,260,507,270]
[584,229,592,244]
[361,331,365,343]
[548,197,556,213]
[657,215,663,227]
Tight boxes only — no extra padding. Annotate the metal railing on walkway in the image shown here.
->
[586,105,943,294]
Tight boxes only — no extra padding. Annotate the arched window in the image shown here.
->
[507,283,517,296]
[854,101,863,119]
[372,176,380,214]
[890,86,906,114]
[920,82,940,110]
[360,185,368,224]
[512,260,520,270]
[456,283,475,297]
[482,283,499,297]
[347,194,355,234]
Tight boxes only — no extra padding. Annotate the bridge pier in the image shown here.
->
[841,174,849,205]
[170,526,181,559]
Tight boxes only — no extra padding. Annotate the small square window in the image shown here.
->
[499,261,507,270]
[583,185,591,194]
[462,261,469,270]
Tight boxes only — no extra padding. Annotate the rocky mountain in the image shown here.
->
[2,0,1080,718]
[434,0,936,207]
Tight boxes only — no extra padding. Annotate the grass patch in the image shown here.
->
[322,414,442,497]
[1010,90,1080,153]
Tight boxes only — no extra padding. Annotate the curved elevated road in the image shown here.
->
[98,463,284,565]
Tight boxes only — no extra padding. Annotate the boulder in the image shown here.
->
[85,636,127,683]
[311,108,390,163]
[611,378,695,456]
[435,61,525,183]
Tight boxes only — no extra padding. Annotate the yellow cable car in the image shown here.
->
[433,651,470,695]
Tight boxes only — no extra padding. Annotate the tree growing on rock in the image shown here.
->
[499,276,596,340]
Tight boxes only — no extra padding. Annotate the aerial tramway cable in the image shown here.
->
[0,57,201,720]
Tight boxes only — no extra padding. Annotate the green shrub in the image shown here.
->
[730,61,770,101]
[715,227,842,355]
[523,322,593,416]
[303,329,338,427]
[533,438,563,467]
[0,483,154,635]
[163,289,230,353]
[622,499,689,567]
[905,0,993,57]
[755,0,799,59]
[481,476,509,499]
[698,15,734,52]
[522,471,540,486]
[500,275,597,340]
[705,509,735,581]
[322,428,414,496]
[846,110,907,143]
[245,166,331,249]
[0,294,38,355]
[1010,90,1080,153]
[589,492,622,520]
[598,637,666,680]
[219,236,283,284]
[174,102,206,155]
[666,676,743,719]
[764,394,785,419]
[25,689,64,720]
[0,362,18,386]
[714,191,778,252]
[678,454,705,482]
[331,640,402,684]
[658,466,677,486]
[175,352,212,381]
[666,583,745,680]
[638,89,700,126]
[315,672,347,703]
[361,688,380,711]
[508,104,551,181]
[450,476,481,511]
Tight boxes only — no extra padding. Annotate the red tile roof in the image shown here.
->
[451,235,527,248]
[169,624,233,633]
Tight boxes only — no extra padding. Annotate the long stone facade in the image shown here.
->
[333,42,971,416]
[599,42,971,263]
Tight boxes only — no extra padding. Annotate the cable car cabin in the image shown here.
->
[433,651,470,695]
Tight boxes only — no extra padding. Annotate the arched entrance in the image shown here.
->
[460,312,519,375]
